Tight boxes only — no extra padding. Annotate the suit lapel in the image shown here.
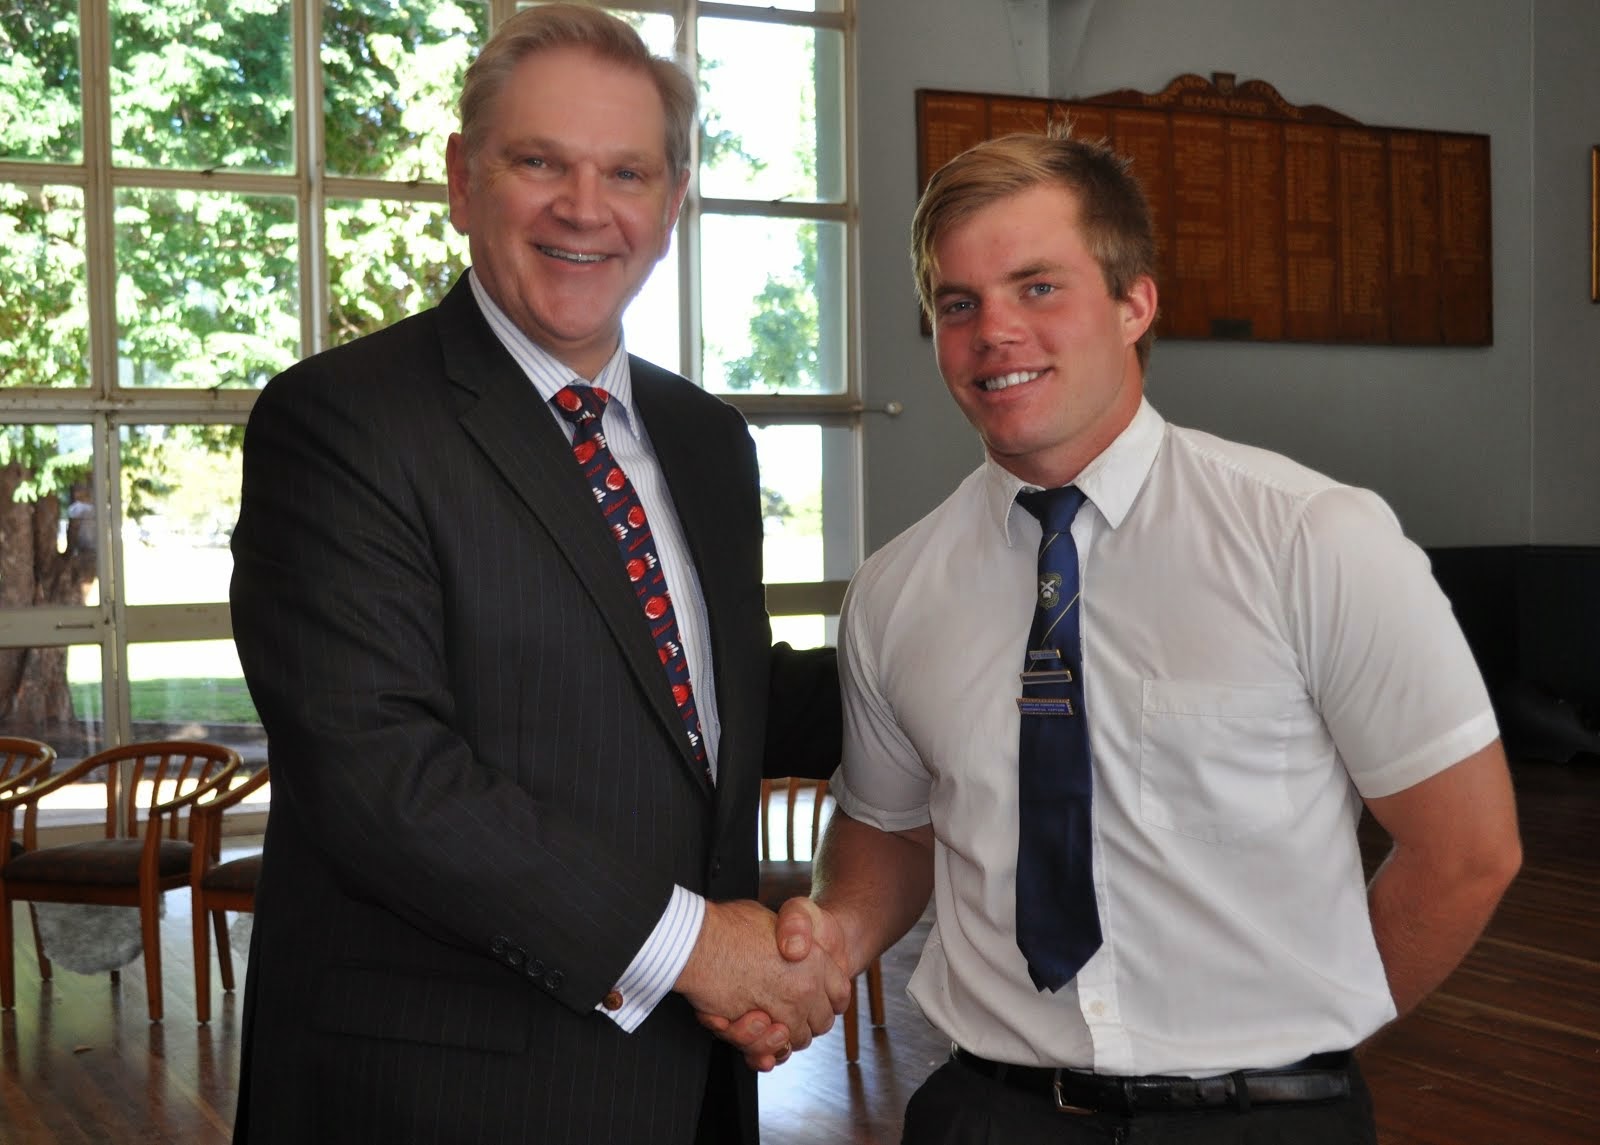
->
[435,282,705,789]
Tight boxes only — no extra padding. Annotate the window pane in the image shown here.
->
[770,614,829,651]
[0,183,88,389]
[322,1,486,181]
[0,1,82,163]
[515,6,677,55]
[700,216,846,394]
[118,424,242,606]
[127,640,263,764]
[708,1,844,12]
[698,20,844,202]
[614,10,677,55]
[327,199,469,346]
[751,423,857,582]
[0,423,100,612]
[110,0,293,173]
[622,230,682,376]
[115,189,299,389]
[0,644,105,800]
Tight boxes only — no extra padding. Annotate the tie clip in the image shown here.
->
[1016,696,1074,717]
[1027,649,1060,662]
[1020,668,1073,685]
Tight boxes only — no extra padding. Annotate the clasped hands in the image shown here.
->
[677,897,849,1071]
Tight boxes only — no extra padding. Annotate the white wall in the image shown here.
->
[858,0,1599,552]
[1529,0,1600,543]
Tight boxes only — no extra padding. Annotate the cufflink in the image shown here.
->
[603,990,623,1011]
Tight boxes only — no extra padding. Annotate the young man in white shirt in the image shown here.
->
[715,129,1521,1144]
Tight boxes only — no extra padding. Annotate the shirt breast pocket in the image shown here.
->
[1137,679,1309,846]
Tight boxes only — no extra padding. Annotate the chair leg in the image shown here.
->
[843,975,860,1064]
[139,884,164,1022]
[28,904,51,981]
[213,910,234,992]
[192,894,212,1024]
[867,957,886,1026]
[0,893,15,1010]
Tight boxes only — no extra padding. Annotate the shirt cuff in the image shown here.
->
[595,885,705,1032]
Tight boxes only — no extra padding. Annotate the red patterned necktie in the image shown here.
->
[552,384,708,777]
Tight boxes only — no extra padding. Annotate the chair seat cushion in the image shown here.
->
[3,838,192,885]
[201,853,261,895]
[7,839,20,860]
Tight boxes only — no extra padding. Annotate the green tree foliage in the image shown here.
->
[323,1,484,181]
[0,0,81,164]
[109,0,293,172]
[722,222,820,392]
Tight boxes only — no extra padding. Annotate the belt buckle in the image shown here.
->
[1051,1076,1094,1116]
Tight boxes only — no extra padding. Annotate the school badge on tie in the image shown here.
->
[1037,571,1063,611]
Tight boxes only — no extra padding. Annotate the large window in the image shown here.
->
[0,2,857,798]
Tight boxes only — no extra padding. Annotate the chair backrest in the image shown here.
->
[191,764,270,875]
[1,739,241,853]
[759,777,831,863]
[0,737,56,794]
[112,741,243,839]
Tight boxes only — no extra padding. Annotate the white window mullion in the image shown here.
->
[299,0,325,358]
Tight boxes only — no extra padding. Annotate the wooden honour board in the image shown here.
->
[916,75,1492,345]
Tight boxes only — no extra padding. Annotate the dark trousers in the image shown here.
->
[902,1057,1379,1145]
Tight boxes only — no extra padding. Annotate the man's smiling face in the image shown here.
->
[930,182,1155,488]
[446,45,688,378]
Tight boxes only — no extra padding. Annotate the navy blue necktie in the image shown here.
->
[1014,485,1102,991]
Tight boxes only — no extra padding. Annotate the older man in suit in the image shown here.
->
[228,6,844,1143]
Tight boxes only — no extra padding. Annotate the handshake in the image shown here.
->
[674,896,853,1072]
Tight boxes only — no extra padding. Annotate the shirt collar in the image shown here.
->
[467,268,641,441]
[986,397,1167,548]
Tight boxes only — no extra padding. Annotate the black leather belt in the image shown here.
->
[952,1047,1352,1115]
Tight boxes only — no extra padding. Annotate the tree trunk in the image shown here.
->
[0,464,96,731]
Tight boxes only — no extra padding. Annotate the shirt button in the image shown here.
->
[603,990,624,1011]
[1088,1001,1107,1018]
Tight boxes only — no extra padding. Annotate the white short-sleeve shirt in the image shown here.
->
[833,399,1497,1075]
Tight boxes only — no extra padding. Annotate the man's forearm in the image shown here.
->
[1363,741,1522,1017]
[812,809,936,977]
[1366,842,1518,1015]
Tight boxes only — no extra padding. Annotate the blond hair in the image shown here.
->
[911,127,1159,369]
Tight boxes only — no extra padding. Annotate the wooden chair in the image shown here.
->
[758,777,886,1064]
[0,738,56,796]
[0,740,241,1021]
[0,737,58,980]
[189,764,269,1023]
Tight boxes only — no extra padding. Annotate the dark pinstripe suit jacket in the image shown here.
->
[228,276,838,1144]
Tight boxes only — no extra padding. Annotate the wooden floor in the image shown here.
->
[1,757,1596,1143]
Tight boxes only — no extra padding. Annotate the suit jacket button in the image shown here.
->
[526,959,545,980]
[506,946,526,969]
[603,990,623,1011]
[490,935,509,956]
[545,970,564,991]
